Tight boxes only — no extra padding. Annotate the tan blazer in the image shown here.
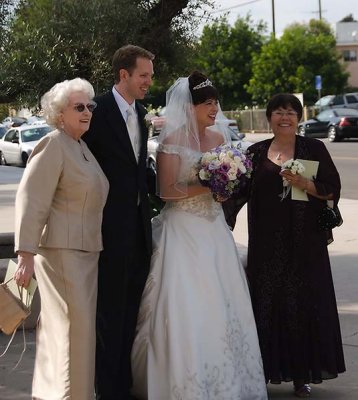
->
[15,129,109,254]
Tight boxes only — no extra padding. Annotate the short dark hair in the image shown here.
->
[188,71,219,105]
[112,44,155,83]
[266,93,303,120]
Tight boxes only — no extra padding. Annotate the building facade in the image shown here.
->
[336,21,358,88]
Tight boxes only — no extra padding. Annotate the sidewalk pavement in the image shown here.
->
[1,133,357,399]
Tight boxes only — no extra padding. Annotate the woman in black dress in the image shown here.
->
[225,93,345,398]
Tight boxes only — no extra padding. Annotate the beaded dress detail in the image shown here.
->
[158,144,221,220]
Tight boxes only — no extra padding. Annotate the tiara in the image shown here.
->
[193,79,213,90]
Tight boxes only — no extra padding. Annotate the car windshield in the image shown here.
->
[335,109,358,117]
[21,126,51,142]
[315,96,334,106]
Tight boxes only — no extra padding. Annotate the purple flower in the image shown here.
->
[197,144,253,198]
[219,163,230,173]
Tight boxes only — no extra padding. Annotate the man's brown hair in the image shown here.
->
[112,44,155,83]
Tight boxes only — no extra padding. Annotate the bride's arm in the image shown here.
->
[157,151,210,201]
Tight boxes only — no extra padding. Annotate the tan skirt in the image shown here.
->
[32,248,99,400]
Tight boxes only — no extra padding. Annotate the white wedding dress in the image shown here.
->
[131,145,267,400]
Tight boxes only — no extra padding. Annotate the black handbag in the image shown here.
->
[317,201,343,231]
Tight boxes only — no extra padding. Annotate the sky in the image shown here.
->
[202,0,358,36]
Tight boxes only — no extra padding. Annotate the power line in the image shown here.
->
[211,0,263,14]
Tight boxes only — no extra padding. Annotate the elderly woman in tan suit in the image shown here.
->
[13,78,109,400]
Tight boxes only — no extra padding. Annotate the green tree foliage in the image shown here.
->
[0,0,14,30]
[0,0,18,50]
[194,15,267,109]
[0,0,213,105]
[246,19,349,105]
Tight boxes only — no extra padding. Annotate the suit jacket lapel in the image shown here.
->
[104,92,138,164]
[136,104,148,164]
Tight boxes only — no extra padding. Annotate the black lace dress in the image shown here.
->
[245,136,345,384]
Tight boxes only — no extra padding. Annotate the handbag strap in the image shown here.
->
[326,199,334,209]
[2,277,32,310]
[0,322,27,371]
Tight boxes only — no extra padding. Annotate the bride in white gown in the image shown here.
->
[131,72,267,400]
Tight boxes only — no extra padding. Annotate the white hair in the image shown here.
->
[41,78,95,128]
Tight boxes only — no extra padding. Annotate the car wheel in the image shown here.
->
[21,152,29,166]
[0,151,6,165]
[328,126,341,142]
[298,126,305,136]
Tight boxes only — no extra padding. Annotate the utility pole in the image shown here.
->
[272,0,276,37]
[318,0,322,20]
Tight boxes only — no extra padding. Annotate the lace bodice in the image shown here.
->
[158,143,222,220]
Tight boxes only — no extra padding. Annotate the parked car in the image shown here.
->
[147,107,166,137]
[0,123,52,166]
[147,125,252,173]
[314,93,358,111]
[0,124,7,139]
[1,116,27,128]
[298,107,358,142]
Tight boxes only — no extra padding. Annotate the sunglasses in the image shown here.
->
[73,102,97,113]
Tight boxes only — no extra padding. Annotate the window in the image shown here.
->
[317,110,332,121]
[332,95,344,106]
[4,130,18,142]
[342,50,357,62]
[346,94,358,104]
[0,126,6,138]
[336,108,358,117]
[21,126,51,143]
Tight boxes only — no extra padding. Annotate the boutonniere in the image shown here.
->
[144,111,156,128]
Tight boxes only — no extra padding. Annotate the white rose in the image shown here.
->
[219,152,227,161]
[201,154,210,163]
[236,160,247,174]
[199,169,209,180]
[228,169,237,181]
[209,154,218,162]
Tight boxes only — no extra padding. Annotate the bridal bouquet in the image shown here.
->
[198,144,253,199]
[279,158,305,200]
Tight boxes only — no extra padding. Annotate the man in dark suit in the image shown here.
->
[83,44,154,400]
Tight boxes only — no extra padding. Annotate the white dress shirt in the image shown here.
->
[112,87,140,161]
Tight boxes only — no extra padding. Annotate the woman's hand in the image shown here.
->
[14,251,35,288]
[280,170,309,191]
[280,170,334,199]
[213,193,229,202]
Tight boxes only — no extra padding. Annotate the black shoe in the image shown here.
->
[294,383,311,398]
